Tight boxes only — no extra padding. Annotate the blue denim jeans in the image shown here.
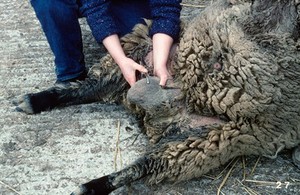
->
[31,0,151,82]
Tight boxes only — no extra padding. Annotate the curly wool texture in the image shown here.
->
[174,0,300,167]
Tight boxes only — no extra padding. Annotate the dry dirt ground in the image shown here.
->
[0,0,299,195]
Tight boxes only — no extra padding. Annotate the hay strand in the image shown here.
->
[236,179,259,195]
[213,157,238,180]
[0,180,22,195]
[250,157,260,176]
[217,157,239,195]
[114,119,122,171]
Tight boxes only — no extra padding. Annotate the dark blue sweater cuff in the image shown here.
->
[150,18,181,41]
[79,0,119,43]
[149,0,181,41]
[89,21,119,43]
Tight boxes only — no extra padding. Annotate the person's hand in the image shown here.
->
[118,57,148,86]
[153,63,171,87]
[152,33,174,87]
[102,34,147,86]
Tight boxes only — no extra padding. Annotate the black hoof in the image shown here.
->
[14,89,60,114]
[70,185,91,195]
[70,175,114,195]
[13,94,34,114]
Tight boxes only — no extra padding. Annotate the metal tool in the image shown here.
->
[140,60,150,84]
[145,73,150,84]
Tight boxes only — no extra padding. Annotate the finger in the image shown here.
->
[159,75,168,87]
[134,63,148,73]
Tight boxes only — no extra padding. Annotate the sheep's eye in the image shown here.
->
[213,62,223,71]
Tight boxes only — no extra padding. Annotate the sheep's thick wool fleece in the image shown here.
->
[79,0,182,42]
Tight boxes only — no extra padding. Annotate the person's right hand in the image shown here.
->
[118,56,148,86]
[102,34,148,86]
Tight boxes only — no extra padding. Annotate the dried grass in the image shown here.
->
[0,180,22,195]
[114,119,123,171]
[217,157,239,195]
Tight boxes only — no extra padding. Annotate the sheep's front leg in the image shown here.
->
[70,122,265,195]
[14,65,129,114]
[13,86,61,114]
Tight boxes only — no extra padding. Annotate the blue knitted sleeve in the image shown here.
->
[149,0,182,41]
[79,0,181,42]
[79,0,119,43]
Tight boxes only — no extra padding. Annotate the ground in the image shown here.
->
[0,0,299,194]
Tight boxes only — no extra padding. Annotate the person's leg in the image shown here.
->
[30,0,86,82]
[111,0,151,36]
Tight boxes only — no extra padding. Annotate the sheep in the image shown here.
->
[14,0,300,194]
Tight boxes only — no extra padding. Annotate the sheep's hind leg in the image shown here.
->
[71,156,156,195]
[13,69,128,114]
[70,123,266,195]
